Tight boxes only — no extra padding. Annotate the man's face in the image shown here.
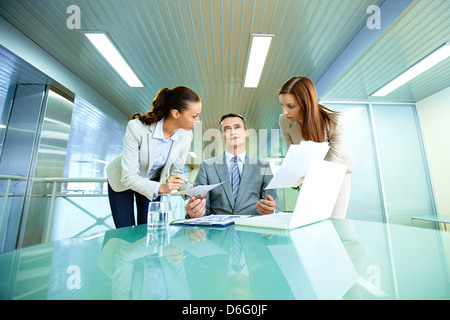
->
[220,117,249,149]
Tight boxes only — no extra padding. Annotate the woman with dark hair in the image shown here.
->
[278,76,356,218]
[107,86,201,228]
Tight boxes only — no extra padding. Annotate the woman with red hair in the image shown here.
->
[278,76,356,219]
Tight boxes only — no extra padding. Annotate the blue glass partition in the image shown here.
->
[322,102,436,225]
[325,103,383,222]
[371,104,435,225]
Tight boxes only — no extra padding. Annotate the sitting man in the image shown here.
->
[186,113,279,218]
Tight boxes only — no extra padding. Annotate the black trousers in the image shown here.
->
[107,183,160,228]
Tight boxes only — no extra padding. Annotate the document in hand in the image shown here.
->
[170,181,226,198]
[265,141,329,189]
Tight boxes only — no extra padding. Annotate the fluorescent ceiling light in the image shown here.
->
[92,158,110,164]
[188,152,197,158]
[84,32,143,87]
[371,43,450,97]
[244,34,274,88]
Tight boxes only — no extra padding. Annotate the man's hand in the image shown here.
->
[256,195,276,215]
[186,194,206,218]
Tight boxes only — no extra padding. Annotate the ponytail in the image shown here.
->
[129,86,200,125]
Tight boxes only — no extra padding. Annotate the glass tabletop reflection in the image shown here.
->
[0,219,449,300]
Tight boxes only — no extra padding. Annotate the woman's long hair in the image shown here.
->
[129,86,200,125]
[278,76,338,142]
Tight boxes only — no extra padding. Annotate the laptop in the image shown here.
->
[235,160,347,230]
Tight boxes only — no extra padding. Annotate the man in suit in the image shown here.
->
[186,113,279,218]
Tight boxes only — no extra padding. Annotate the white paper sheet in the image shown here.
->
[170,181,226,197]
[265,141,329,189]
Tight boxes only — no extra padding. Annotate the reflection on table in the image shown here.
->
[0,218,449,300]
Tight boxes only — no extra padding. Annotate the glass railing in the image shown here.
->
[0,176,188,246]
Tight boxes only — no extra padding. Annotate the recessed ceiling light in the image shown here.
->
[371,42,450,97]
[84,32,143,87]
[244,34,274,88]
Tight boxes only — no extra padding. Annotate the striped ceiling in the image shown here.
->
[321,0,450,102]
[0,0,448,135]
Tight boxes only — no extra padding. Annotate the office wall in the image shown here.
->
[0,44,128,249]
[371,104,435,225]
[48,95,126,242]
[326,104,383,222]
[22,90,74,248]
[324,102,435,225]
[0,84,48,252]
[63,95,125,180]
[416,87,450,215]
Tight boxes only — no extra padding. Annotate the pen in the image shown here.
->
[183,192,206,201]
[165,164,172,182]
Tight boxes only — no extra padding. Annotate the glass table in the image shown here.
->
[1,219,449,300]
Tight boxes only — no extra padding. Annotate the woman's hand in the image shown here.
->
[158,174,186,194]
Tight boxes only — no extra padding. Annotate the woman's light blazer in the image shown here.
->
[279,114,356,173]
[106,119,192,199]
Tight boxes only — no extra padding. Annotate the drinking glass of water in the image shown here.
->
[147,201,171,230]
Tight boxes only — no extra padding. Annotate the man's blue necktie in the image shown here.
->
[231,156,240,199]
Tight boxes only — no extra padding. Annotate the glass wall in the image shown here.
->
[371,104,435,225]
[327,103,384,223]
[48,95,126,242]
[322,101,436,225]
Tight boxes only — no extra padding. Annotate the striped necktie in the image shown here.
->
[231,156,241,199]
[231,231,243,272]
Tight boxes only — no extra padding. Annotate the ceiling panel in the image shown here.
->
[321,0,450,102]
[1,0,447,137]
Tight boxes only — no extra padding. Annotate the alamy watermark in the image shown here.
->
[67,4,381,30]
[66,5,81,30]
[366,5,381,30]
[189,123,283,166]
[66,264,81,290]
